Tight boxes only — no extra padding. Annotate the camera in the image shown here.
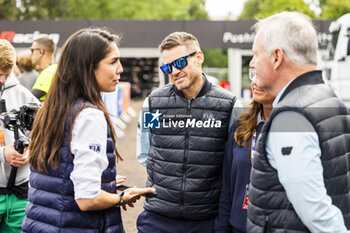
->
[0,103,40,133]
[0,100,41,153]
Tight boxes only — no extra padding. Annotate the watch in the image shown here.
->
[117,191,125,206]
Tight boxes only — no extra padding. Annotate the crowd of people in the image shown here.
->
[0,11,349,233]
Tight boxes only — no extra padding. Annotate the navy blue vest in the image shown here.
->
[22,101,124,233]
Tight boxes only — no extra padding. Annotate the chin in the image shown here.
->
[104,87,116,93]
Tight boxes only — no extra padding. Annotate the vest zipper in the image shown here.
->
[180,99,191,216]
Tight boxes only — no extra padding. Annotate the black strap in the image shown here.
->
[0,181,29,199]
[6,166,18,189]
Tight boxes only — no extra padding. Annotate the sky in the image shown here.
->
[205,0,247,19]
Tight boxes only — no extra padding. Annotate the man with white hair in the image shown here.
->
[247,12,349,232]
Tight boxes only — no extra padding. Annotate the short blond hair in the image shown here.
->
[159,32,201,53]
[0,39,16,71]
[34,37,56,54]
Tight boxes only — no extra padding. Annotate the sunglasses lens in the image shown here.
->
[161,64,172,75]
[173,57,187,70]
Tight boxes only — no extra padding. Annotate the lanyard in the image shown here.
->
[250,129,257,165]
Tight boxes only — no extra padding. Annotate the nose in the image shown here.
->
[249,57,255,68]
[251,77,257,86]
[170,65,181,76]
[116,61,123,75]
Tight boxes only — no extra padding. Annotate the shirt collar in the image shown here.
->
[272,80,293,107]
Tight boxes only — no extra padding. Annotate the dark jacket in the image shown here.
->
[248,71,350,232]
[144,74,237,220]
[215,120,264,233]
[22,101,124,233]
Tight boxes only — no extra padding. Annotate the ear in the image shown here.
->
[271,48,284,70]
[196,51,204,65]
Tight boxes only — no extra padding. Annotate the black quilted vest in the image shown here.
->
[247,71,350,232]
[144,75,237,220]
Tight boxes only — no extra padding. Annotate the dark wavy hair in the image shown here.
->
[30,28,122,172]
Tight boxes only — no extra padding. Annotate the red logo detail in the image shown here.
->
[0,31,16,43]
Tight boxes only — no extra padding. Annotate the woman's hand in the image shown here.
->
[121,187,156,211]
[75,187,156,212]
[116,175,126,185]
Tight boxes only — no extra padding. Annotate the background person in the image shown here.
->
[136,31,243,233]
[214,70,274,233]
[21,28,155,233]
[248,11,350,232]
[30,37,57,101]
[0,39,39,233]
[16,53,39,91]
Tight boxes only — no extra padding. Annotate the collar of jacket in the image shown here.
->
[279,70,323,103]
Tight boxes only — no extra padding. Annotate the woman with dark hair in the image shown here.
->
[214,70,275,233]
[21,28,155,233]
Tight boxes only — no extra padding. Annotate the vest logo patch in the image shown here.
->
[142,109,222,130]
[143,110,161,129]
[89,144,101,153]
[202,112,215,121]
[281,147,293,155]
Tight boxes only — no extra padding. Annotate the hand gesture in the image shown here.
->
[121,187,156,211]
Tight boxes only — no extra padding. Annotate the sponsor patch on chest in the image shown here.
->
[89,144,101,153]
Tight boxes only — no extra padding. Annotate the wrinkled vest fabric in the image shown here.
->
[248,71,350,232]
[144,75,236,220]
[22,101,123,233]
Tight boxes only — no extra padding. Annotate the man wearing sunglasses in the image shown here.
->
[30,37,57,101]
[136,32,242,233]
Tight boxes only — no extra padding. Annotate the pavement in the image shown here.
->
[116,99,147,233]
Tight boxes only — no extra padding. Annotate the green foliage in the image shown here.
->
[239,0,261,20]
[202,49,228,68]
[0,0,17,20]
[320,0,350,19]
[239,0,316,19]
[0,0,208,20]
[114,0,208,20]
[257,0,316,18]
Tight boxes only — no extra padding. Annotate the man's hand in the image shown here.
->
[3,144,28,167]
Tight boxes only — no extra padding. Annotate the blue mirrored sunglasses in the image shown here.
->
[160,52,197,75]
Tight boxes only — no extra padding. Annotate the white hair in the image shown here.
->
[252,11,318,65]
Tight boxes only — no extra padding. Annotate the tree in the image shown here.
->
[239,0,315,19]
[239,0,261,20]
[0,0,17,20]
[114,0,208,20]
[320,0,350,19]
[2,0,208,20]
[202,49,228,68]
[239,0,350,20]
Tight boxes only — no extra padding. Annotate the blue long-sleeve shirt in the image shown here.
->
[214,120,264,233]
